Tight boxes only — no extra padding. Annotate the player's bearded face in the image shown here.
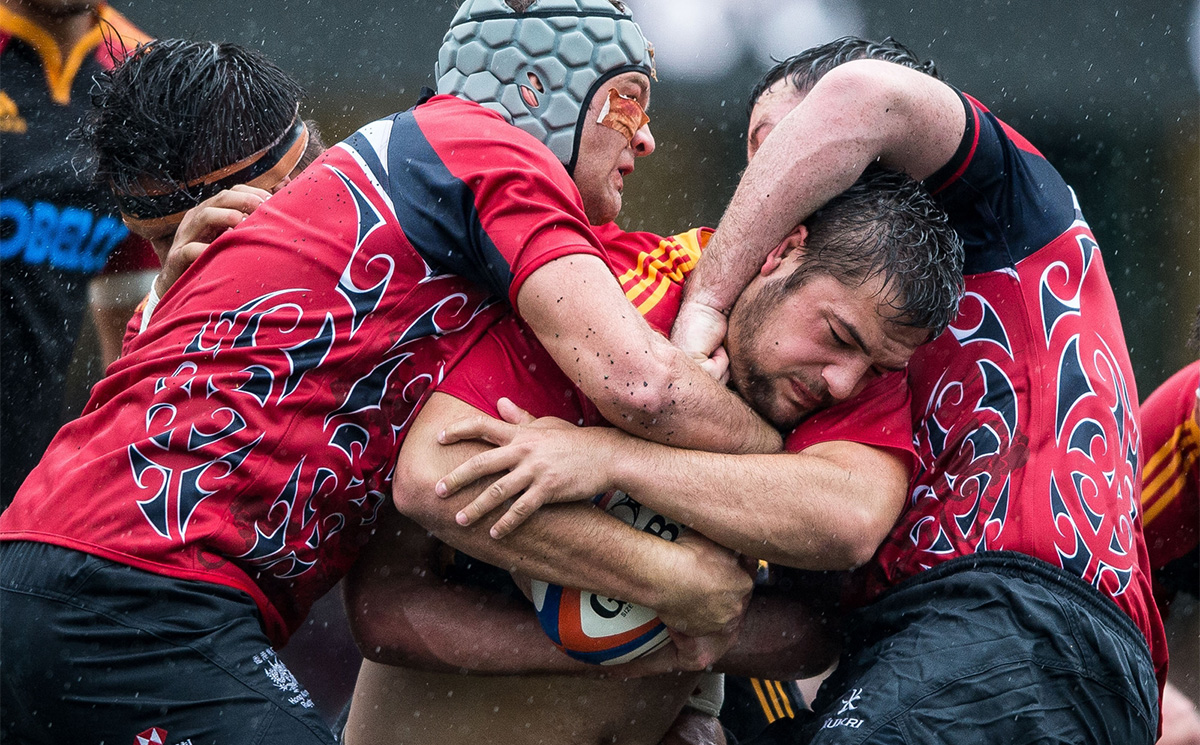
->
[572,72,654,225]
[726,269,924,430]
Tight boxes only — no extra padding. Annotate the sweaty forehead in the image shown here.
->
[748,81,806,156]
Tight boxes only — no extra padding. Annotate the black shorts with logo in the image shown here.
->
[746,551,1159,745]
[0,541,337,745]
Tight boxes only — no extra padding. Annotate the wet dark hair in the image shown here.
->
[85,39,311,193]
[755,166,964,340]
[746,36,938,118]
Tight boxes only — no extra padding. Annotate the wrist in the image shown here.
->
[682,290,732,317]
[646,541,694,621]
[603,429,641,495]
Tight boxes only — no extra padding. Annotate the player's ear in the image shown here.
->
[760,225,808,276]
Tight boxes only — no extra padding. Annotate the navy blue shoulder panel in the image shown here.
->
[928,91,1080,276]
[344,110,514,302]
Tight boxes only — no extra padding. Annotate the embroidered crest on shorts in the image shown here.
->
[253,648,315,708]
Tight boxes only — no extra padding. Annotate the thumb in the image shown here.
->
[496,397,536,425]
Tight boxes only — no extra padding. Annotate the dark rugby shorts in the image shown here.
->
[0,541,337,744]
[745,552,1159,745]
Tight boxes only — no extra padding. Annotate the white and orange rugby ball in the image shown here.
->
[530,491,685,665]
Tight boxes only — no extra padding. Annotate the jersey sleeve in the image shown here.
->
[1139,361,1200,572]
[924,90,1080,275]
[339,96,607,308]
[436,315,597,425]
[783,370,916,470]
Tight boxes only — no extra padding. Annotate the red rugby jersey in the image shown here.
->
[1140,361,1199,574]
[0,96,607,645]
[852,91,1166,689]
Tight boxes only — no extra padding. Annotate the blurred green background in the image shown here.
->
[79,0,1198,397]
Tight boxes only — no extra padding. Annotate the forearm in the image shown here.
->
[345,511,589,674]
[396,394,691,612]
[420,500,682,616]
[347,513,698,677]
[603,434,906,569]
[686,110,871,314]
[350,566,590,675]
[714,590,839,680]
[517,254,781,455]
[683,60,963,314]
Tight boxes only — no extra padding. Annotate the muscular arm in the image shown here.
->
[394,392,754,636]
[346,512,833,680]
[344,510,588,674]
[517,253,781,454]
[445,410,908,570]
[677,59,964,342]
[605,436,909,569]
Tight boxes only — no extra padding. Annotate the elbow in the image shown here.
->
[344,579,396,664]
[345,576,440,668]
[391,450,442,529]
[589,343,686,425]
[841,538,883,571]
[836,506,892,569]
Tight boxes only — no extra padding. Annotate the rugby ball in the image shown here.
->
[530,491,685,665]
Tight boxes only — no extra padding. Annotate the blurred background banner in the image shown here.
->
[99,0,1197,394]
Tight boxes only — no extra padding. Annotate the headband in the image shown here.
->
[117,115,309,234]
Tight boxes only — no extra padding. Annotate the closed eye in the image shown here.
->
[828,321,852,349]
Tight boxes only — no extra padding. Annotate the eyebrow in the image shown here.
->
[838,315,907,372]
[617,77,650,102]
[747,122,769,153]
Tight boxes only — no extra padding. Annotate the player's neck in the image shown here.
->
[3,0,100,53]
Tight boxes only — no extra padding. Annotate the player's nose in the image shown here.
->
[632,123,655,157]
[824,358,871,401]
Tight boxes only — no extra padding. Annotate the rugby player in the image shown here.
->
[1140,314,1200,744]
[0,0,152,508]
[442,37,1166,742]
[345,166,963,744]
[83,38,327,341]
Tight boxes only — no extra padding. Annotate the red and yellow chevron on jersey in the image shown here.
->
[616,227,708,317]
[588,223,709,335]
[1140,361,1200,573]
